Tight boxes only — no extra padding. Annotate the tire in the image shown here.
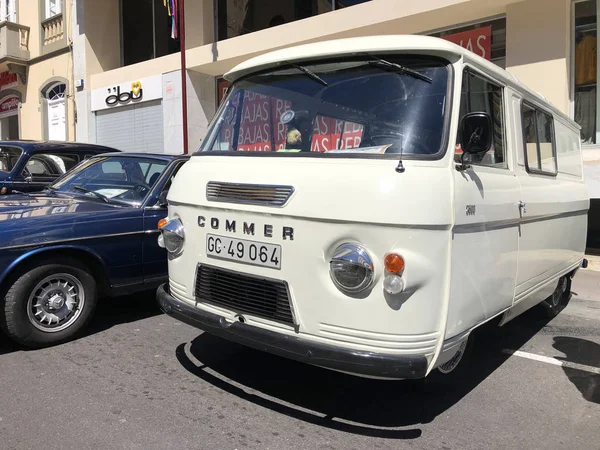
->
[0,258,97,348]
[541,276,570,319]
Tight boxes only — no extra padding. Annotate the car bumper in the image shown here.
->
[157,283,428,379]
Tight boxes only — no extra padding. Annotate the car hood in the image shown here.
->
[0,193,141,250]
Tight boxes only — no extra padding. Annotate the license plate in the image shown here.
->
[206,234,282,269]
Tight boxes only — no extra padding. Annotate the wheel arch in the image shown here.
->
[0,246,112,298]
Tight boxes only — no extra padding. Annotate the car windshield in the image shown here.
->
[0,147,23,173]
[202,55,450,157]
[50,155,169,205]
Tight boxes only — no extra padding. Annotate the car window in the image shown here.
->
[27,153,80,178]
[0,147,22,173]
[455,70,506,169]
[145,163,166,185]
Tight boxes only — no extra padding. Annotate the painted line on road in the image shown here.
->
[502,349,600,375]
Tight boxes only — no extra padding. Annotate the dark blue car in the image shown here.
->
[0,140,118,196]
[0,152,189,347]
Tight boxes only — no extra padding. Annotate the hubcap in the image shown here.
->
[439,340,468,374]
[27,273,85,332]
[549,277,567,308]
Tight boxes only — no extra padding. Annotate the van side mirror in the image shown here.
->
[158,190,168,207]
[460,112,493,154]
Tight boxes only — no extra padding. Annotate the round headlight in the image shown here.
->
[159,218,185,256]
[329,243,374,294]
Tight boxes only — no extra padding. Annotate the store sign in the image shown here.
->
[441,26,492,60]
[91,75,162,112]
[217,78,231,106]
[0,96,19,113]
[0,72,18,90]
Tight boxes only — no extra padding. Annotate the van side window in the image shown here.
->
[456,70,506,168]
[521,102,557,175]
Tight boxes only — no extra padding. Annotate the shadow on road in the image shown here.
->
[553,336,600,404]
[176,306,555,439]
[82,290,164,338]
[0,289,164,353]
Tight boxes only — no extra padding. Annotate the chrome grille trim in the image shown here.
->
[206,181,294,207]
[194,264,295,326]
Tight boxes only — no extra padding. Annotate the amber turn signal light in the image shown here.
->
[0,187,6,195]
[158,218,168,229]
[384,253,405,274]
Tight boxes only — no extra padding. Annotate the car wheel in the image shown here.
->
[0,259,97,348]
[419,334,475,391]
[541,276,570,319]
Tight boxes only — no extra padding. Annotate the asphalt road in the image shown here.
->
[1,270,599,450]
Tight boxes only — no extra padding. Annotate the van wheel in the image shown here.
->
[422,334,475,389]
[542,276,570,319]
[0,259,97,348]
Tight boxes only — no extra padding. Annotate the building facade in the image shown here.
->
[71,0,600,247]
[0,0,75,142]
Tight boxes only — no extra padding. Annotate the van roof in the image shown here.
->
[224,35,572,125]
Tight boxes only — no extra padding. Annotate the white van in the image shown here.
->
[157,35,589,380]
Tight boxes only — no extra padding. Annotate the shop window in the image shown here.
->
[574,0,597,144]
[431,18,506,68]
[45,0,61,19]
[217,0,371,40]
[521,102,557,176]
[121,0,180,67]
[456,70,506,169]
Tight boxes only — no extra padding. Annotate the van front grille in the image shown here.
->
[206,181,294,207]
[194,264,294,325]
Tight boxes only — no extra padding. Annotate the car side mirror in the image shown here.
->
[457,112,493,171]
[158,190,169,207]
[460,112,493,154]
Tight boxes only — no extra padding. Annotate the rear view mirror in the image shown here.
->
[158,190,168,207]
[460,112,493,154]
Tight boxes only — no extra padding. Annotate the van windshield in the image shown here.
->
[202,56,450,158]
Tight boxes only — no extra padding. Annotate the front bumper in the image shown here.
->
[157,283,428,379]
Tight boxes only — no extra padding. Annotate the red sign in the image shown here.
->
[441,26,492,60]
[0,72,18,89]
[0,95,19,113]
[217,78,231,105]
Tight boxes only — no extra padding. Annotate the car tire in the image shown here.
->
[541,276,570,319]
[419,334,475,390]
[0,259,97,348]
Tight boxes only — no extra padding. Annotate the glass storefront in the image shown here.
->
[574,0,597,145]
[217,0,371,40]
[430,17,507,69]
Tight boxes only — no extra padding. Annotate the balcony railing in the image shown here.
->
[42,13,64,48]
[0,21,30,61]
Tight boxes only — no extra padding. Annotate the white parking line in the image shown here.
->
[502,349,600,375]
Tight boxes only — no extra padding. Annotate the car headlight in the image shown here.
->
[329,243,374,294]
[158,218,185,256]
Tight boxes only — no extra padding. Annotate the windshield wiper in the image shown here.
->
[290,63,328,87]
[367,55,433,83]
[72,185,110,203]
[8,189,33,197]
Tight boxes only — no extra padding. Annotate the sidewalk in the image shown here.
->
[585,253,600,272]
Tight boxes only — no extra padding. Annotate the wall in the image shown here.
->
[162,70,216,154]
[505,0,570,113]
[18,0,41,59]
[21,53,75,140]
[82,0,120,82]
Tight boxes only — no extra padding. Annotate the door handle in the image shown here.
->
[518,201,527,215]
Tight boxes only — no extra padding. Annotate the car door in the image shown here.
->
[447,68,521,338]
[142,159,187,284]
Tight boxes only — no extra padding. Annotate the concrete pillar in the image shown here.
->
[505,0,570,113]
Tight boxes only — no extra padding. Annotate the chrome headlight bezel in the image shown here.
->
[329,243,374,294]
[159,218,185,257]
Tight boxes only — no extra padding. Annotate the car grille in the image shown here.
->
[206,181,294,207]
[194,264,294,325]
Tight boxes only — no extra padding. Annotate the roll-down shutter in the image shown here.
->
[96,100,164,153]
